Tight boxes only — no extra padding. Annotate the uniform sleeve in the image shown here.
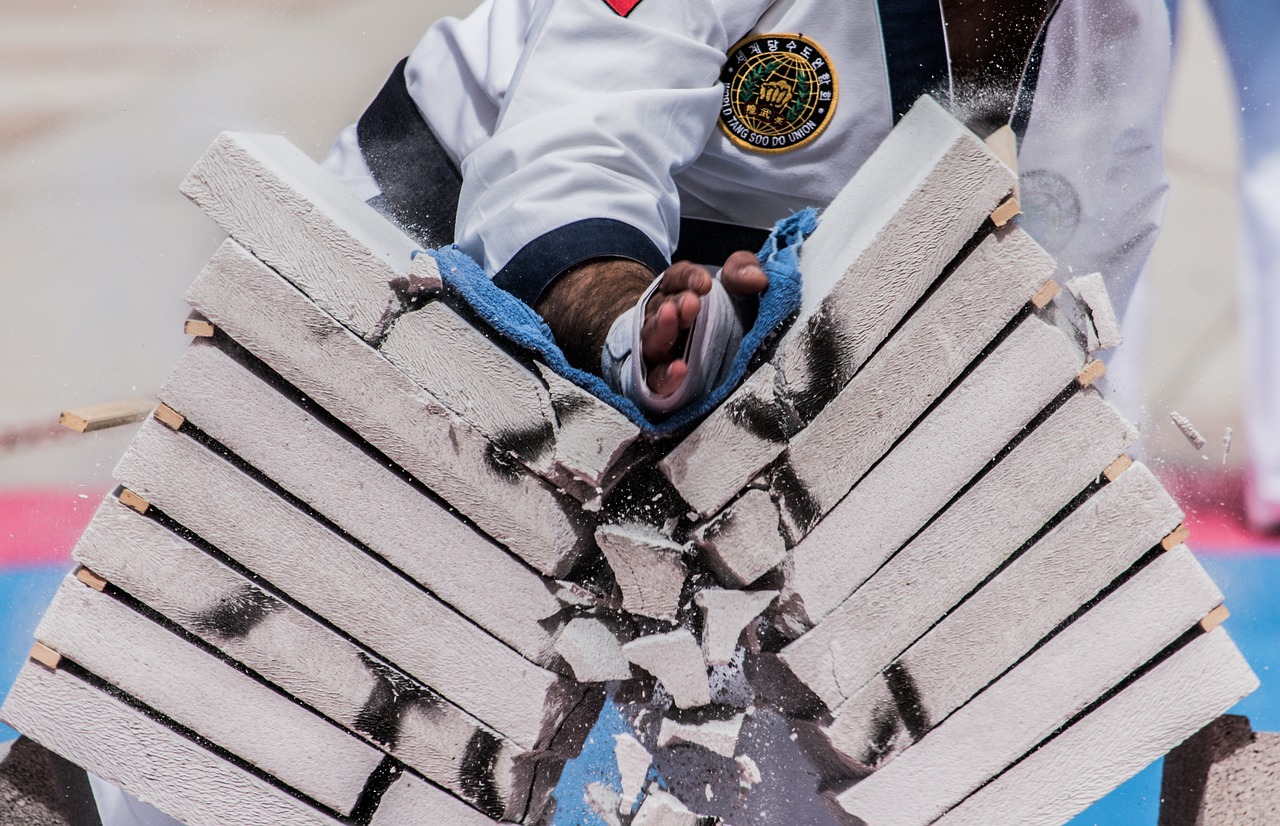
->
[1016,0,1173,320]
[454,0,773,304]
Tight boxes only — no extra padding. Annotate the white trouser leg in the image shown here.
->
[89,774,186,826]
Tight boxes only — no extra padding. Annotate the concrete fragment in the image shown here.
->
[787,312,1085,627]
[114,419,577,753]
[186,239,588,577]
[369,772,498,826]
[585,783,624,826]
[614,734,652,812]
[936,629,1257,826]
[736,755,761,790]
[623,631,711,710]
[832,548,1227,826]
[555,618,632,683]
[1066,272,1122,350]
[181,131,423,341]
[1170,411,1207,452]
[0,662,341,826]
[695,590,779,666]
[657,715,745,758]
[1223,426,1233,465]
[536,364,643,492]
[780,391,1143,711]
[692,489,786,587]
[1159,714,1280,826]
[596,524,688,622]
[159,337,561,665]
[632,787,705,826]
[35,576,383,816]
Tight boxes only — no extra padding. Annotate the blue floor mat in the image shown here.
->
[0,564,72,741]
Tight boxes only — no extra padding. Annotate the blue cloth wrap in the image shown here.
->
[419,208,815,436]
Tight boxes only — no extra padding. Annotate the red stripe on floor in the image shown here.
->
[1157,469,1280,554]
[0,489,103,567]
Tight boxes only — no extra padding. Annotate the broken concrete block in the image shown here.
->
[692,489,786,587]
[535,364,643,493]
[0,736,101,826]
[657,714,745,758]
[831,548,1227,826]
[787,312,1086,627]
[1170,410,1208,452]
[775,225,1058,539]
[821,460,1183,767]
[631,787,707,826]
[736,755,761,790]
[936,629,1257,826]
[781,390,1141,711]
[181,132,426,342]
[623,631,711,710]
[71,497,541,820]
[1066,272,1122,351]
[595,524,689,622]
[585,782,625,826]
[186,239,588,578]
[0,662,342,826]
[35,575,383,817]
[159,337,561,665]
[1159,714,1280,826]
[114,419,578,753]
[695,590,779,667]
[555,618,632,683]
[614,733,652,813]
[369,772,498,826]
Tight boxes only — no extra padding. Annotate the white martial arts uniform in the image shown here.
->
[325,0,1172,321]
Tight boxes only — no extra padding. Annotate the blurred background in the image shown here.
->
[0,0,1275,823]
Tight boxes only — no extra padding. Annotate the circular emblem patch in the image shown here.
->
[719,34,837,153]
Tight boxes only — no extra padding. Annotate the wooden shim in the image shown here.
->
[185,239,587,577]
[1030,280,1060,309]
[371,772,499,826]
[990,197,1021,227]
[1077,359,1106,387]
[786,312,1086,627]
[1103,454,1133,481]
[180,131,427,342]
[71,497,540,820]
[1199,604,1230,633]
[934,628,1258,826]
[185,315,216,337]
[821,460,1183,766]
[159,338,560,664]
[831,547,1225,826]
[113,419,578,752]
[58,399,153,434]
[661,97,1015,516]
[1163,523,1192,551]
[118,488,149,515]
[692,487,787,587]
[74,566,107,592]
[0,662,342,826]
[782,391,1142,711]
[35,575,383,815]
[776,225,1059,537]
[28,642,61,671]
[153,402,186,431]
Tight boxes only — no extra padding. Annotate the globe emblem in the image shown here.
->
[732,51,821,137]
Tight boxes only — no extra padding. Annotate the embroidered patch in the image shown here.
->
[719,34,837,153]
[603,0,643,16]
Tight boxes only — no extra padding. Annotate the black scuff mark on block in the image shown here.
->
[190,586,284,640]
[860,700,905,768]
[460,729,506,819]
[485,420,556,480]
[788,306,857,427]
[354,654,440,751]
[770,461,820,538]
[884,661,930,741]
[726,393,797,444]
[549,391,593,426]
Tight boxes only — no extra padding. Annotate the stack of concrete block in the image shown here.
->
[0,96,1258,825]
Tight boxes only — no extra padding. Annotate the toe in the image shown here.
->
[647,358,689,395]
[722,251,769,297]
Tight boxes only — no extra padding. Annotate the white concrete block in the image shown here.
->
[180,132,426,342]
[555,618,632,683]
[535,363,643,493]
[823,460,1182,768]
[632,787,705,826]
[34,575,382,816]
[934,629,1258,826]
[1066,272,1122,351]
[370,772,498,826]
[114,419,577,753]
[788,312,1085,626]
[781,390,1140,710]
[777,226,1058,538]
[657,714,745,758]
[623,631,711,710]
[159,337,561,664]
[692,489,786,587]
[186,239,587,577]
[0,662,342,826]
[71,497,540,820]
[695,589,779,667]
[614,733,651,812]
[596,524,688,623]
[832,548,1225,826]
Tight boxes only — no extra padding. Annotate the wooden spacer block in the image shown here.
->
[118,488,150,515]
[152,403,185,431]
[1077,360,1107,387]
[990,196,1022,228]
[58,399,153,433]
[1030,280,1061,309]
[1200,604,1230,633]
[29,642,61,671]
[74,567,108,592]
[1102,455,1133,482]
[1163,523,1191,551]
[184,316,216,337]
